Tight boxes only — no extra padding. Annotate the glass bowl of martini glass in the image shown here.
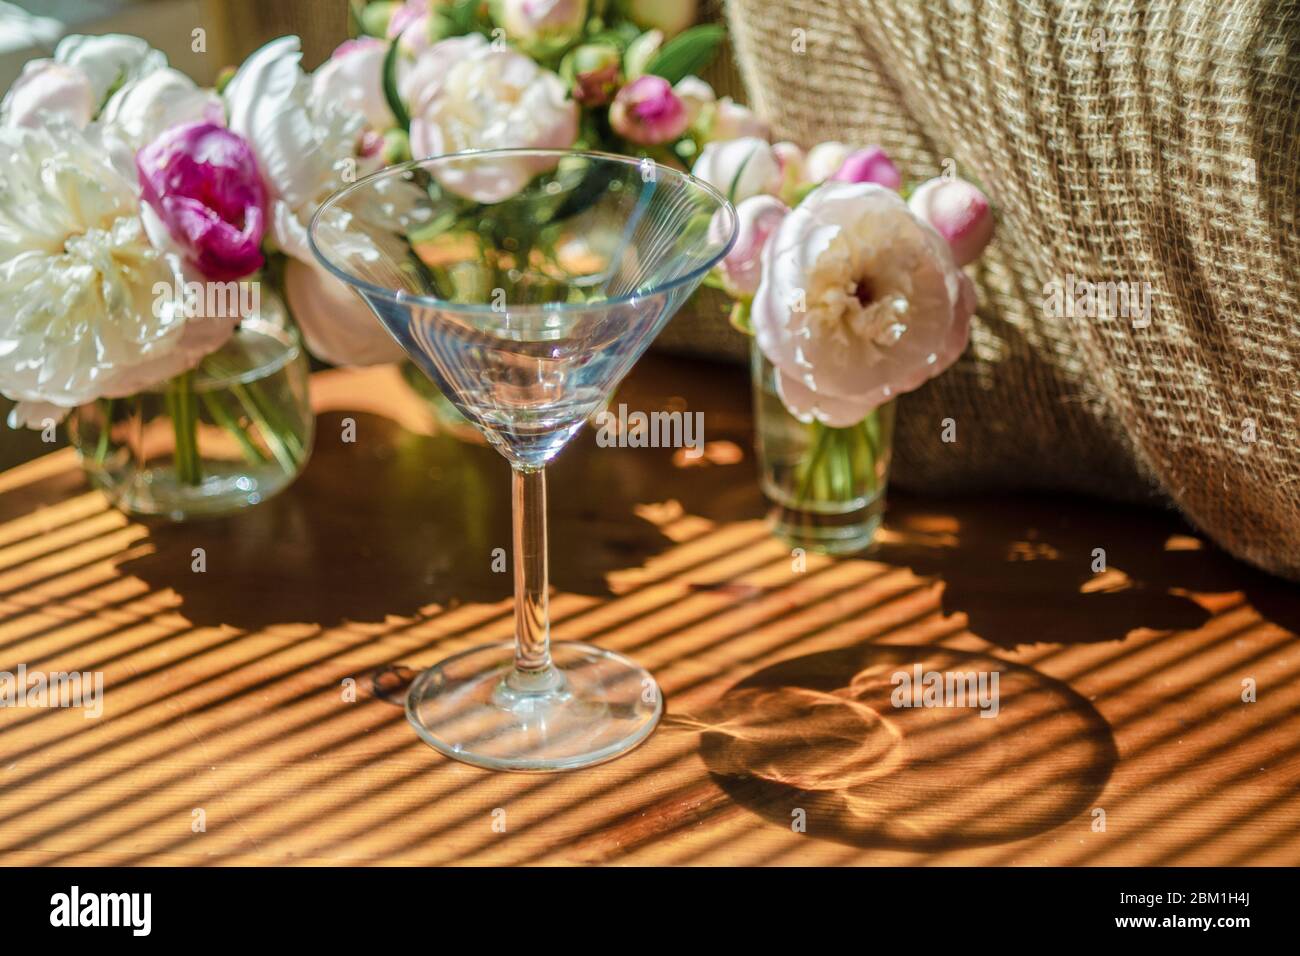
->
[310,149,737,771]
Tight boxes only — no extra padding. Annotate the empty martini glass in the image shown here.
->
[310,149,736,771]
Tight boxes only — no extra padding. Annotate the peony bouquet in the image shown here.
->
[0,32,389,512]
[687,133,995,545]
[343,0,741,192]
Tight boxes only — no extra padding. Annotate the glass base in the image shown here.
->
[405,641,662,772]
[766,495,885,555]
[86,461,302,520]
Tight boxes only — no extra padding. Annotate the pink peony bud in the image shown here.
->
[623,0,697,38]
[829,146,902,190]
[771,141,805,202]
[499,0,588,52]
[712,194,789,297]
[907,176,994,266]
[609,74,689,146]
[387,0,429,40]
[562,43,622,106]
[804,141,851,183]
[704,97,770,143]
[137,121,268,281]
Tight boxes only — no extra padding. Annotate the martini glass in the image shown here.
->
[310,149,737,771]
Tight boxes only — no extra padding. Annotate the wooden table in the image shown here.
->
[1,357,1297,866]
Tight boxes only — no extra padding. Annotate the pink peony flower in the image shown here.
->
[610,74,689,145]
[752,182,976,426]
[907,176,995,267]
[830,146,901,190]
[137,121,268,281]
[771,140,805,201]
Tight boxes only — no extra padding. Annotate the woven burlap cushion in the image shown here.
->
[719,0,1300,580]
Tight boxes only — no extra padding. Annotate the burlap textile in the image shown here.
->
[720,0,1299,580]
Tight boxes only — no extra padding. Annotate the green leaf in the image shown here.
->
[444,0,485,34]
[727,144,758,203]
[728,298,753,335]
[347,0,365,39]
[382,39,410,131]
[586,20,643,51]
[645,25,725,85]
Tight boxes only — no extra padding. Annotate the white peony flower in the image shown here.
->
[407,42,578,202]
[692,136,781,203]
[0,122,233,419]
[225,36,363,264]
[752,182,976,426]
[398,33,488,119]
[52,33,168,110]
[99,67,222,150]
[224,36,412,367]
[311,38,395,132]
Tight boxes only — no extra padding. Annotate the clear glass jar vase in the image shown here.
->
[751,340,895,554]
[68,312,313,520]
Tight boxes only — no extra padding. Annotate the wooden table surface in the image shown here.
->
[1,356,1298,866]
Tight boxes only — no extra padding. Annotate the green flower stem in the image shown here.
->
[796,421,832,502]
[94,398,114,466]
[168,371,202,487]
[793,416,881,509]
[199,390,269,466]
[231,381,301,473]
[200,353,306,472]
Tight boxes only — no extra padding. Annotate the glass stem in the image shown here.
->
[508,465,556,690]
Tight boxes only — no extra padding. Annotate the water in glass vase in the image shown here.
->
[69,317,313,520]
[751,341,895,554]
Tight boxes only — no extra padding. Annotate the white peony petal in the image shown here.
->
[310,40,394,131]
[0,61,95,129]
[53,34,168,109]
[283,257,405,366]
[774,369,876,428]
[7,401,70,430]
[225,36,360,213]
[100,67,221,149]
